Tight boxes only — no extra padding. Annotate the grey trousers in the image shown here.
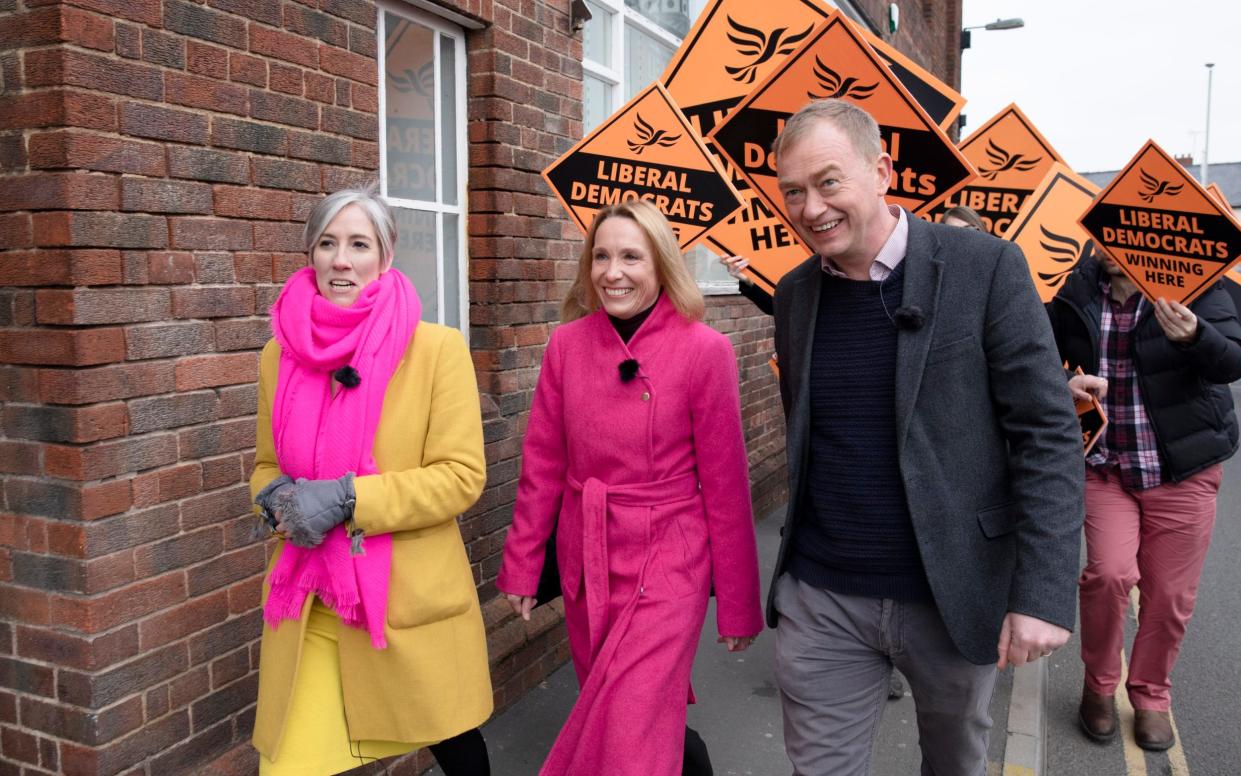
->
[774,574,997,776]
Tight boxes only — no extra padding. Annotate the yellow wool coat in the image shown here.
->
[249,322,493,759]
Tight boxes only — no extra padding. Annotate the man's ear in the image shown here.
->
[874,152,894,195]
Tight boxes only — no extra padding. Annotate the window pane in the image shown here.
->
[443,214,460,328]
[439,34,457,206]
[625,0,690,38]
[385,13,437,201]
[684,244,737,294]
[583,1,612,64]
[393,208,438,322]
[583,74,612,133]
[624,24,675,99]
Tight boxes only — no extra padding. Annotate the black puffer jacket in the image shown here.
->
[1047,258,1241,482]
[738,278,774,315]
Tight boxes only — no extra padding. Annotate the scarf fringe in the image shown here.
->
[261,593,387,649]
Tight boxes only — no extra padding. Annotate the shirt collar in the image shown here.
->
[820,206,907,281]
[1098,275,1145,313]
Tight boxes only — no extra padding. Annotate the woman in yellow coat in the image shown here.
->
[249,185,493,774]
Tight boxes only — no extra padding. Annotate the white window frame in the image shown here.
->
[583,1,697,126]
[376,1,471,333]
[584,1,746,294]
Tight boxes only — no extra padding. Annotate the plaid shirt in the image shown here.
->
[1086,279,1164,490]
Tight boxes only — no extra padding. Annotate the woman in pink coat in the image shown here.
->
[498,200,764,775]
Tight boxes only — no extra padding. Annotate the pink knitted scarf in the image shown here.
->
[263,266,420,649]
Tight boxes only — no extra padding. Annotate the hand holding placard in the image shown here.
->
[1152,298,1199,343]
[1070,367,1108,456]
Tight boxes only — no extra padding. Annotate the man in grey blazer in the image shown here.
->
[767,99,1084,775]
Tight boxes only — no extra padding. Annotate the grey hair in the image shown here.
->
[771,99,883,164]
[303,183,397,262]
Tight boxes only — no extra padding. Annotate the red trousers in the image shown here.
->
[1078,464,1222,710]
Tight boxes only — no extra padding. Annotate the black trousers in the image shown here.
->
[427,728,490,776]
[683,726,713,776]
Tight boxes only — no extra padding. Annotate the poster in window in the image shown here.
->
[386,14,437,202]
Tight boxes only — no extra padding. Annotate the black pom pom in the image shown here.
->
[892,306,925,331]
[332,365,361,387]
[618,359,639,383]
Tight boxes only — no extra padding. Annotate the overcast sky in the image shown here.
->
[959,0,1240,174]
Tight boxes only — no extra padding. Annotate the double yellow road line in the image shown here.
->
[1116,587,1191,776]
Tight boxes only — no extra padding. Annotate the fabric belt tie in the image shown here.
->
[568,471,700,661]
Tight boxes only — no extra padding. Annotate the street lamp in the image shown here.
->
[1202,63,1214,185]
[960,17,1025,49]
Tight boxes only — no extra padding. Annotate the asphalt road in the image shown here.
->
[1046,384,1241,776]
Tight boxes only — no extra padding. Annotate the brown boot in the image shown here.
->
[1078,687,1118,742]
[1134,709,1175,751]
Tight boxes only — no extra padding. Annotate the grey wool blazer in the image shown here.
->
[768,212,1085,665]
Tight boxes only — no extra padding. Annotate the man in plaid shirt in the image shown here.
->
[1048,247,1241,751]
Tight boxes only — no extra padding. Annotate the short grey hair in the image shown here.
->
[771,99,883,164]
[303,183,397,261]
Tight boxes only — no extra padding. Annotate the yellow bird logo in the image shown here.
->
[977,140,1041,181]
[627,114,681,155]
[807,57,878,101]
[724,17,813,85]
[1138,169,1183,202]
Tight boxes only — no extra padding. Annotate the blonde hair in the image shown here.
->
[561,201,704,323]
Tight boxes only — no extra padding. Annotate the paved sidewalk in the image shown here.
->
[434,513,1043,775]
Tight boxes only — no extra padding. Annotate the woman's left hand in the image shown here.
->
[505,594,535,621]
[718,635,756,652]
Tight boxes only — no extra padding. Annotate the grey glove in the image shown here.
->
[254,475,295,533]
[273,474,357,549]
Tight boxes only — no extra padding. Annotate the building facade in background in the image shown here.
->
[0,1,960,772]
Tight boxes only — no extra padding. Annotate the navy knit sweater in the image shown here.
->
[789,264,932,601]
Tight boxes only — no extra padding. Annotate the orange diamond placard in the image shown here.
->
[936,104,1064,236]
[662,0,827,139]
[1079,139,1241,305]
[867,31,964,132]
[660,0,829,293]
[1207,182,1229,209]
[708,10,976,246]
[1072,367,1108,456]
[1214,183,1241,296]
[541,83,744,249]
[1215,182,1241,308]
[1005,163,1100,303]
[661,0,964,136]
[659,1,966,294]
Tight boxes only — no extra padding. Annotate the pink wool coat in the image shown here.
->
[498,294,764,776]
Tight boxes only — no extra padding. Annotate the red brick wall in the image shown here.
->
[854,0,964,98]
[0,1,953,773]
[0,0,379,772]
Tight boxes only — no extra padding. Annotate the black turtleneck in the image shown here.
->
[608,293,659,343]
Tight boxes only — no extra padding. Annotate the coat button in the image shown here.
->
[641,391,650,401]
